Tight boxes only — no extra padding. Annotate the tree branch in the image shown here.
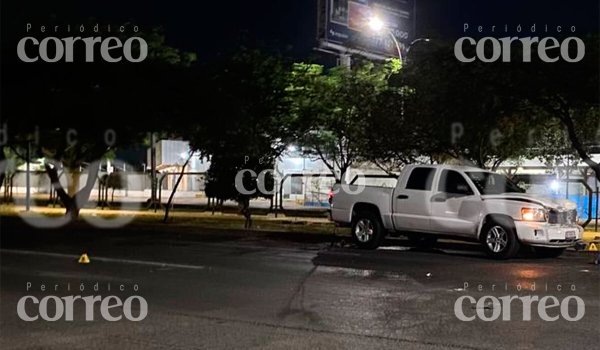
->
[552,98,600,181]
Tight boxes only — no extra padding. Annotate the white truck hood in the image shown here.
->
[481,193,577,211]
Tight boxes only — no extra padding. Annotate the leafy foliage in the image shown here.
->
[187,49,290,201]
[289,60,399,181]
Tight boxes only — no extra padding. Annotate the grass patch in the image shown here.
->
[0,204,349,237]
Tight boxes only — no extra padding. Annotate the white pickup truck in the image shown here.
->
[331,165,583,259]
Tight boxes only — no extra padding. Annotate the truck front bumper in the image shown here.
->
[514,221,584,248]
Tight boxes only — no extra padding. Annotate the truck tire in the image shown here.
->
[351,211,384,249]
[533,247,565,258]
[480,218,520,259]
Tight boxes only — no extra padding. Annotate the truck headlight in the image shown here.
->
[521,208,547,222]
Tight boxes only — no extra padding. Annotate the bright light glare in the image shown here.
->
[550,180,560,192]
[287,145,298,153]
[521,208,546,222]
[368,17,385,32]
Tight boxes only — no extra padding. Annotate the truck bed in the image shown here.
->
[330,185,394,226]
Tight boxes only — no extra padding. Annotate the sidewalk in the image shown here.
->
[5,193,331,211]
[0,204,342,236]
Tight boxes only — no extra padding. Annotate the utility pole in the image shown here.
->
[25,141,31,211]
[339,54,351,68]
[595,184,598,231]
[566,156,571,199]
[149,132,158,210]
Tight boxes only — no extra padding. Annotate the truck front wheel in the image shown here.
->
[352,211,384,249]
[481,218,520,259]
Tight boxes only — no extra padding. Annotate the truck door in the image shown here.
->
[430,169,480,236]
[392,167,436,231]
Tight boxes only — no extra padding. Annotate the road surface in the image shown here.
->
[1,217,598,349]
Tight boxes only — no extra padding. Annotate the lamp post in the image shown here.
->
[407,38,430,54]
[368,16,429,64]
[405,38,431,64]
[367,17,403,61]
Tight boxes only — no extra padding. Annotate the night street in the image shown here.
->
[2,0,600,349]
[1,218,598,350]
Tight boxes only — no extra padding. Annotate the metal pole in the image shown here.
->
[98,179,102,208]
[412,0,417,38]
[157,174,164,213]
[150,132,157,208]
[388,31,403,63]
[25,141,31,211]
[274,180,278,218]
[405,38,431,64]
[565,157,570,199]
[339,54,351,68]
[595,186,598,231]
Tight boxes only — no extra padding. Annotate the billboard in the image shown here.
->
[318,0,415,58]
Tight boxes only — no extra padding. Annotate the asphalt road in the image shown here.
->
[1,217,599,349]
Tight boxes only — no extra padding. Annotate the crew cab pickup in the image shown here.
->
[331,165,583,259]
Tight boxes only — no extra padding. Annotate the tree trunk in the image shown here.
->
[491,158,505,172]
[314,147,341,183]
[64,198,80,219]
[0,149,6,193]
[240,196,252,229]
[163,153,193,223]
[68,171,81,197]
[45,161,101,218]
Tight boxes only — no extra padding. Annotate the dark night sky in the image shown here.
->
[2,0,599,61]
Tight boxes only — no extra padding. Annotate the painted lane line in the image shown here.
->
[0,249,207,271]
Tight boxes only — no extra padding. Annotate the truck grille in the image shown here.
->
[548,209,578,224]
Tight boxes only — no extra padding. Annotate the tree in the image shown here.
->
[396,41,539,170]
[289,60,399,181]
[510,36,600,180]
[186,49,290,215]
[362,82,435,173]
[1,26,196,217]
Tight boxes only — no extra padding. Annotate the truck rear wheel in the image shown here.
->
[351,211,384,249]
[481,218,520,259]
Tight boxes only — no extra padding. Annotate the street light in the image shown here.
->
[405,38,431,64]
[407,38,431,52]
[368,16,403,62]
[367,16,385,32]
[368,16,430,64]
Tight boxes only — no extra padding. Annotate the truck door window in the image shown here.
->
[405,168,435,191]
[439,170,474,196]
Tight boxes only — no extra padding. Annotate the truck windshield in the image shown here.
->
[465,172,525,195]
